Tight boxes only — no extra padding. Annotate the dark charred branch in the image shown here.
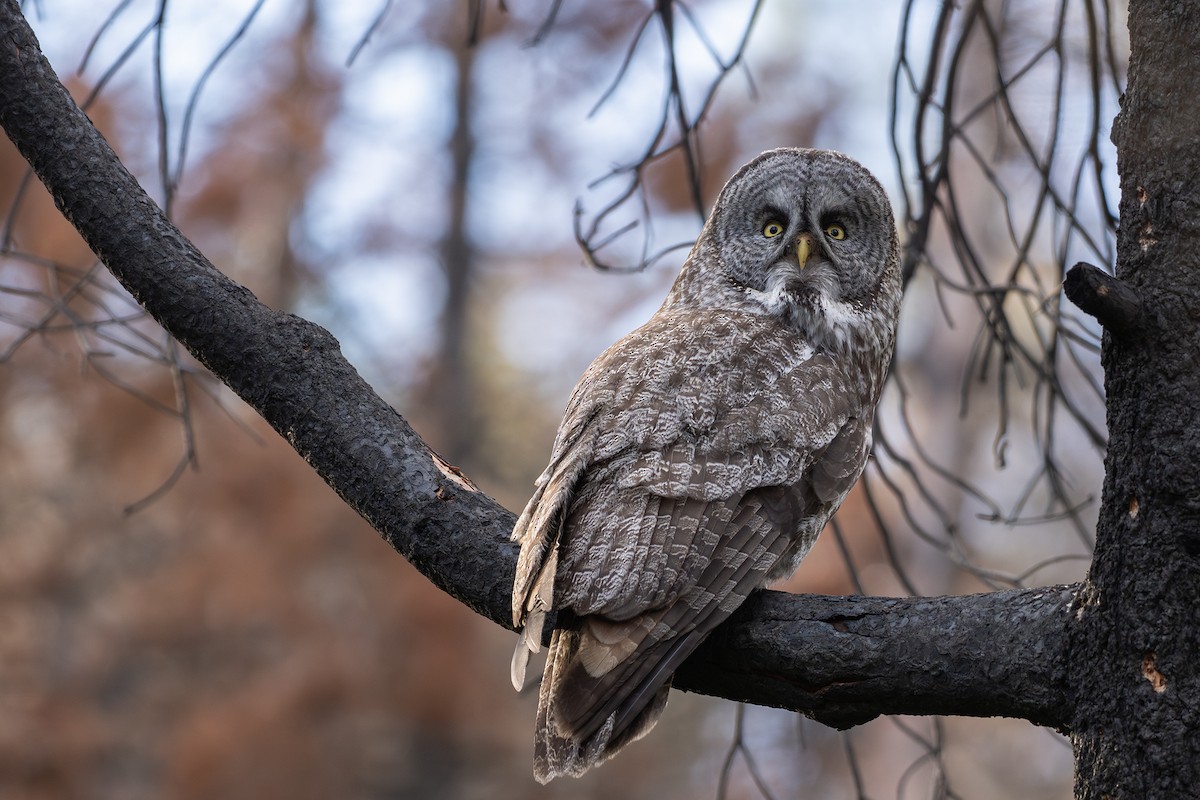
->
[676,585,1075,730]
[0,0,517,628]
[0,2,1078,733]
[1063,261,1142,334]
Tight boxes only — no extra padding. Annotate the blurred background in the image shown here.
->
[0,1,1126,797]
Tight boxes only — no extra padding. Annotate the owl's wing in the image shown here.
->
[530,421,868,781]
[512,311,873,781]
[537,482,810,760]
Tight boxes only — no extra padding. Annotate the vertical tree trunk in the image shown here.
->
[427,41,478,465]
[1069,2,1200,796]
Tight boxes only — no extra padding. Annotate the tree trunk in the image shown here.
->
[1067,1,1200,796]
[425,40,479,466]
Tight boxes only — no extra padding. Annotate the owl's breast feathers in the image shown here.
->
[511,307,878,782]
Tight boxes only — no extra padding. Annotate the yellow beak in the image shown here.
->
[795,233,814,269]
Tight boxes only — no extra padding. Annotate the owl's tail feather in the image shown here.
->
[512,542,560,690]
[532,621,706,783]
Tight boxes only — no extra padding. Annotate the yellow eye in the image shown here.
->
[763,221,784,238]
[825,223,847,240]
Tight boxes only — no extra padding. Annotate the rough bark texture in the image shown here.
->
[1067,2,1200,797]
[678,585,1075,729]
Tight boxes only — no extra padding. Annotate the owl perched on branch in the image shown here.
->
[510,148,902,782]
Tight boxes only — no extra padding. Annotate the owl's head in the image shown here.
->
[668,148,901,355]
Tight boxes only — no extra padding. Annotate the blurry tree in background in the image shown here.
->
[2,0,1196,798]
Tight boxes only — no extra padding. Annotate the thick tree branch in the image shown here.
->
[0,0,517,628]
[0,2,1074,732]
[678,585,1075,729]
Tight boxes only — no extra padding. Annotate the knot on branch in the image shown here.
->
[1063,262,1143,335]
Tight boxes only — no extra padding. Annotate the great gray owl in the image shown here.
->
[510,147,902,782]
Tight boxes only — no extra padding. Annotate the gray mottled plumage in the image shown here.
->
[510,148,902,782]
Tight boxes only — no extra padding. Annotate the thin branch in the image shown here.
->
[573,0,765,272]
[347,0,393,66]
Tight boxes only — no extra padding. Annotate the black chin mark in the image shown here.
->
[786,286,820,308]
